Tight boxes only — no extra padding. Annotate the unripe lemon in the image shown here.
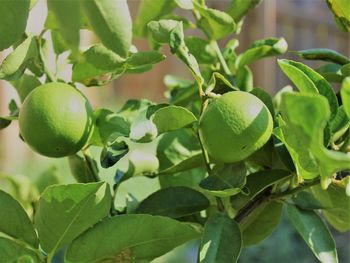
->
[19,82,94,158]
[199,91,273,163]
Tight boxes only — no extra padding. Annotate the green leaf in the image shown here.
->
[274,116,319,179]
[340,77,350,119]
[296,182,350,232]
[130,119,158,143]
[236,65,253,91]
[0,36,38,79]
[0,100,19,130]
[126,51,165,70]
[297,48,350,65]
[0,0,30,51]
[199,213,242,263]
[329,105,349,144]
[50,30,68,55]
[136,186,209,218]
[81,0,132,58]
[200,163,246,197]
[118,99,154,123]
[206,72,237,94]
[158,153,204,176]
[195,5,236,40]
[250,88,275,117]
[72,44,125,86]
[169,22,204,85]
[68,154,98,183]
[287,204,338,263]
[66,214,200,262]
[226,0,262,22]
[175,0,194,10]
[35,166,60,194]
[134,0,177,37]
[10,74,41,102]
[278,59,339,118]
[151,105,197,134]
[231,170,291,211]
[34,182,111,256]
[147,19,179,44]
[185,36,217,64]
[0,189,38,248]
[316,63,344,83]
[242,201,283,246]
[236,38,287,68]
[47,0,80,53]
[0,237,41,263]
[280,92,350,187]
[89,108,130,146]
[326,0,350,32]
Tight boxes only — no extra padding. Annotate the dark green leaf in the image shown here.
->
[231,170,291,210]
[68,154,98,183]
[151,105,197,134]
[200,163,246,197]
[287,204,338,263]
[297,48,350,65]
[136,186,209,218]
[134,0,177,37]
[82,0,132,58]
[236,38,287,68]
[66,214,200,262]
[0,237,41,262]
[34,182,111,256]
[199,213,242,263]
[295,182,350,232]
[0,0,30,51]
[0,189,39,248]
[242,201,283,246]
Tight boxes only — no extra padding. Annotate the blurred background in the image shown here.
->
[0,1,349,262]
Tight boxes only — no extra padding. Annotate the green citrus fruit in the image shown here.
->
[199,91,273,163]
[19,82,94,158]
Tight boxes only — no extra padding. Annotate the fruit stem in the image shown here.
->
[210,40,232,77]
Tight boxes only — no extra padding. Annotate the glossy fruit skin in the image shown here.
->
[19,82,94,158]
[199,91,273,163]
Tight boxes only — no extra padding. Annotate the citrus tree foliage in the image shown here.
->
[0,0,349,262]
